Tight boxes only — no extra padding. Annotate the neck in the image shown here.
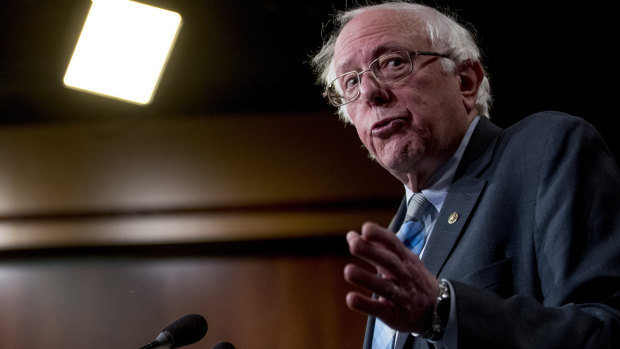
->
[395,158,444,193]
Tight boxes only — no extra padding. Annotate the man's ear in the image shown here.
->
[458,60,484,113]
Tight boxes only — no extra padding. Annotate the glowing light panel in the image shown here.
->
[63,0,182,105]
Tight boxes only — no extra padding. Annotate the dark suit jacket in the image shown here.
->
[362,112,620,349]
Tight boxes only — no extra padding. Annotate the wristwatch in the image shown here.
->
[420,279,451,341]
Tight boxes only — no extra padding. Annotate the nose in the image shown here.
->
[358,70,390,105]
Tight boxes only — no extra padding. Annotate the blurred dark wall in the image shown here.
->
[0,1,617,348]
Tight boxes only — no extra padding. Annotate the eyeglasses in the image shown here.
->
[324,50,450,107]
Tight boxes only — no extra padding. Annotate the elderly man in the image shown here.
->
[311,2,620,349]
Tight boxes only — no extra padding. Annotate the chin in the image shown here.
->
[377,154,411,173]
[380,147,426,175]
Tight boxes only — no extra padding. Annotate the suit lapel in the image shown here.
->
[394,118,502,349]
[422,116,501,276]
[382,118,503,349]
[393,176,488,349]
[388,197,408,232]
[395,331,411,348]
[422,177,487,275]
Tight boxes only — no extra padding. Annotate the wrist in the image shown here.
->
[420,279,450,342]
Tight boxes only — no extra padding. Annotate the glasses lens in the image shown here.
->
[324,51,414,107]
[371,51,413,84]
[327,71,360,106]
[326,81,345,106]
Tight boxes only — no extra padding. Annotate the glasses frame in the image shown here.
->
[324,50,450,107]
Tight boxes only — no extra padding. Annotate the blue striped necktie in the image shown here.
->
[372,193,433,349]
[396,194,433,255]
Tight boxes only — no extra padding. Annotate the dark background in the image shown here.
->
[0,2,617,348]
[2,0,617,160]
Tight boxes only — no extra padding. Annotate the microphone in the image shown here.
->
[139,314,208,349]
[212,342,235,349]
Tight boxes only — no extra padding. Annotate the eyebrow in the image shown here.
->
[336,42,411,74]
[372,42,410,56]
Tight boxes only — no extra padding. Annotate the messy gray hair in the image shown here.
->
[310,1,493,123]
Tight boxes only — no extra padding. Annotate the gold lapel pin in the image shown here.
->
[448,212,459,224]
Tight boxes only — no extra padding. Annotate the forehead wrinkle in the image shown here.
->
[336,42,414,76]
[334,11,426,74]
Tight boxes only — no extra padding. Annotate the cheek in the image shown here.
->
[403,70,462,109]
[354,123,376,155]
[349,109,374,144]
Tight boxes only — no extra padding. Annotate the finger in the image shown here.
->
[345,291,394,320]
[347,228,402,277]
[344,263,395,298]
[360,222,429,280]
[361,222,410,259]
[350,223,421,279]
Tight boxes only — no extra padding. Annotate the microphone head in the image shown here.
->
[162,314,208,348]
[212,341,236,349]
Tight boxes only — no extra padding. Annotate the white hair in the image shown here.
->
[311,1,493,123]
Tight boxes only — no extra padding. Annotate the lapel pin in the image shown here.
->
[448,212,459,224]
